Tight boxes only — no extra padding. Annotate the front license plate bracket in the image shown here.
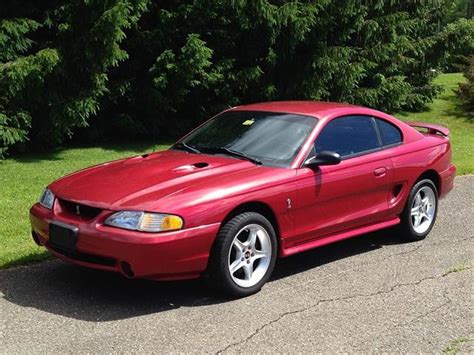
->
[49,222,79,250]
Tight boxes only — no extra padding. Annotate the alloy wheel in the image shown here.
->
[227,224,272,288]
[410,186,436,234]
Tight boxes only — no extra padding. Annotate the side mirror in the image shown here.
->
[304,150,341,168]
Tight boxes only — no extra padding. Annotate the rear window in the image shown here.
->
[376,119,402,146]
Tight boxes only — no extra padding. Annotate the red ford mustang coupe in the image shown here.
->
[30,101,456,296]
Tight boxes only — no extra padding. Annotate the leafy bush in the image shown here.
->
[457,56,474,114]
[1,0,473,156]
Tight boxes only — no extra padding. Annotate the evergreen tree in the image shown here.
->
[0,17,59,157]
[0,0,148,156]
[0,0,473,156]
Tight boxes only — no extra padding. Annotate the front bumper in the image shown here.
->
[30,203,220,280]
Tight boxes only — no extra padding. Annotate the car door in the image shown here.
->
[292,115,394,245]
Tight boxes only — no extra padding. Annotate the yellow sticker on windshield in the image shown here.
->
[242,119,255,126]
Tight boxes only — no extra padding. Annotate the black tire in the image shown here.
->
[206,212,277,297]
[399,179,438,241]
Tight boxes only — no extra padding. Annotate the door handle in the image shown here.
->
[374,167,387,177]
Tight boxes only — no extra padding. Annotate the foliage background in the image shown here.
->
[457,55,474,112]
[0,0,473,157]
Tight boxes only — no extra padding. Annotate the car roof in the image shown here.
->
[228,100,418,141]
[226,100,426,168]
[230,101,361,119]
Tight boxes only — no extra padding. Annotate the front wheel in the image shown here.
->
[399,179,438,241]
[206,212,277,297]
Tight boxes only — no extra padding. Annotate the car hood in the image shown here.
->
[50,150,269,210]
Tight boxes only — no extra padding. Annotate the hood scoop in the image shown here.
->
[192,162,209,168]
[173,162,209,173]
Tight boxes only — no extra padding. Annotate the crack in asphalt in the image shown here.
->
[368,292,453,353]
[215,271,461,354]
[270,242,428,297]
[400,299,451,327]
[391,244,423,256]
[270,235,471,298]
[391,286,454,330]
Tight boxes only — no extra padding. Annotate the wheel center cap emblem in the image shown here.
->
[244,251,251,259]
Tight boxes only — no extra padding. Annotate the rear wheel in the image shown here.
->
[399,179,438,241]
[206,212,277,297]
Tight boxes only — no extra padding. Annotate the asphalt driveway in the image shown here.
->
[1,176,473,353]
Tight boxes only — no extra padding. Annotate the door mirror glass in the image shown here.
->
[304,150,341,167]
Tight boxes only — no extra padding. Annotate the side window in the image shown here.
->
[315,116,380,157]
[376,118,402,146]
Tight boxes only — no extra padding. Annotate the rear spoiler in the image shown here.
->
[407,121,449,137]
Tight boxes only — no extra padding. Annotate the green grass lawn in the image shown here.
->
[0,73,472,269]
[0,142,166,268]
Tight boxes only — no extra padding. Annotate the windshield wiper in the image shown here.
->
[173,142,201,154]
[201,146,262,165]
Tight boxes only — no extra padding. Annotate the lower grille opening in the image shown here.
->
[49,244,116,267]
[58,199,102,220]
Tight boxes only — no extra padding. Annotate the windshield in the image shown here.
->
[175,110,317,167]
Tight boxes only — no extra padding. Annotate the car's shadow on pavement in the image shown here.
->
[271,228,409,281]
[0,228,411,321]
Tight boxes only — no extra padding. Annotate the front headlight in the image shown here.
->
[39,188,55,209]
[104,211,183,233]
